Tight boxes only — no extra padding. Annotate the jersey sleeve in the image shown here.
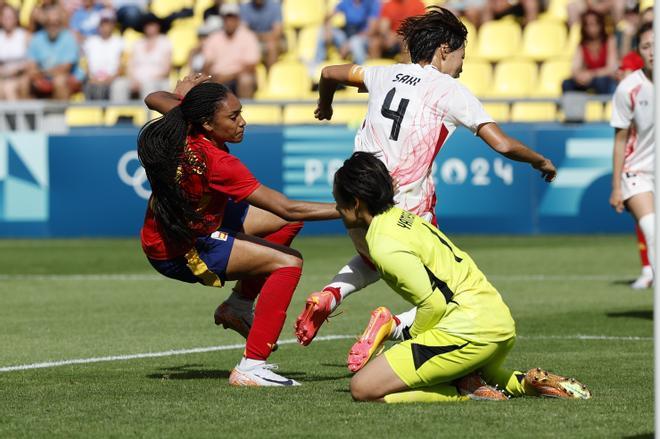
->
[446,83,494,134]
[610,82,633,129]
[208,153,261,202]
[370,235,447,337]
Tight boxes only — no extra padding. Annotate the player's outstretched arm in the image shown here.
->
[316,64,366,120]
[246,185,340,222]
[144,73,212,115]
[477,122,557,182]
[609,127,628,213]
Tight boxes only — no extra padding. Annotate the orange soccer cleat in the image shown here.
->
[294,291,335,346]
[525,368,592,399]
[347,307,396,373]
[454,372,509,401]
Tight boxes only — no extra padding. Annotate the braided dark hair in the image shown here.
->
[137,82,230,243]
[398,6,468,64]
[333,152,395,216]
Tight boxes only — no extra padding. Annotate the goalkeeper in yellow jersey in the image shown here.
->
[331,152,591,403]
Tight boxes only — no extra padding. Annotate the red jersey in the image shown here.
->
[380,0,426,32]
[141,134,261,260]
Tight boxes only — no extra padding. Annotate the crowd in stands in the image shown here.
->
[0,0,654,104]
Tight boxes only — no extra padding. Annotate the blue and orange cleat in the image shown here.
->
[347,306,396,373]
[525,368,592,399]
[295,291,335,346]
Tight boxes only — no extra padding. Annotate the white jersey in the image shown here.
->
[610,69,655,174]
[357,63,494,221]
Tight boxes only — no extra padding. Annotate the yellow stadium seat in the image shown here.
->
[283,0,326,29]
[487,60,538,97]
[241,104,283,124]
[458,60,492,97]
[364,58,397,67]
[584,101,604,121]
[510,102,558,122]
[533,59,571,97]
[122,28,143,53]
[66,107,104,126]
[475,20,522,62]
[150,0,191,18]
[283,104,321,124]
[256,63,268,92]
[562,24,581,60]
[603,101,612,120]
[543,0,569,22]
[168,26,198,67]
[331,103,368,125]
[335,86,368,101]
[297,25,321,64]
[105,106,148,126]
[463,20,480,61]
[20,0,37,28]
[283,103,367,125]
[521,20,567,61]
[483,103,510,122]
[257,61,311,99]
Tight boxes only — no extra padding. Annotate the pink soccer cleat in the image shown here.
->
[295,291,335,346]
[347,307,395,373]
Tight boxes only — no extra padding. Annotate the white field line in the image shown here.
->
[0,334,651,373]
[0,273,638,282]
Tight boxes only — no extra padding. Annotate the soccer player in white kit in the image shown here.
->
[295,7,557,346]
[610,22,655,288]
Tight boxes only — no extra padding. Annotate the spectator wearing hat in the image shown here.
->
[202,4,260,98]
[69,0,105,40]
[25,5,84,99]
[83,9,123,99]
[240,0,283,69]
[0,4,30,100]
[111,12,171,101]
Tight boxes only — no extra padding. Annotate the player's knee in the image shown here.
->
[349,374,377,402]
[274,251,303,271]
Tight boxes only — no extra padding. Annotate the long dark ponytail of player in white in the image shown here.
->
[137,82,230,243]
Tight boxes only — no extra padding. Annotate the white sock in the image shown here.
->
[639,213,655,271]
[324,255,380,309]
[239,357,265,369]
[391,308,417,341]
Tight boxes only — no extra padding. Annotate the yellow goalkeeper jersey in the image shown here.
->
[365,207,516,342]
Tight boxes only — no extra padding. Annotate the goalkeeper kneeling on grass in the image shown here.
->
[331,152,592,403]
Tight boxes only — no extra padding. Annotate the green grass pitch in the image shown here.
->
[0,235,653,438]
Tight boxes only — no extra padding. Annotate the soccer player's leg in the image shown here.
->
[632,225,653,289]
[296,228,380,345]
[353,329,507,403]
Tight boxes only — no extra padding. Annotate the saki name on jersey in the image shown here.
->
[393,73,421,86]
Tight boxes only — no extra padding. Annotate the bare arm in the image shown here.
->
[316,64,366,120]
[478,122,556,182]
[246,185,340,221]
[144,73,212,114]
[609,127,628,213]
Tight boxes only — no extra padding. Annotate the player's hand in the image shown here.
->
[533,158,556,182]
[174,73,212,98]
[314,104,333,121]
[609,189,625,213]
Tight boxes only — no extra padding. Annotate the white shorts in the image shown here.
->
[621,171,654,201]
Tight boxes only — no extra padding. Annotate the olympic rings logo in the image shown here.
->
[117,150,151,200]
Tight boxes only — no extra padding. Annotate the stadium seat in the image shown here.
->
[542,0,569,22]
[168,25,198,67]
[584,101,604,121]
[330,103,368,126]
[363,58,397,67]
[603,101,612,120]
[475,20,522,62]
[510,102,558,122]
[563,24,581,60]
[283,0,326,29]
[520,20,567,61]
[458,60,492,97]
[122,28,144,53]
[256,61,312,99]
[486,60,538,97]
[150,0,191,18]
[463,20,480,61]
[532,59,571,97]
[335,86,368,101]
[283,103,367,125]
[283,104,322,124]
[66,107,104,126]
[105,106,148,126]
[19,0,37,28]
[241,104,283,124]
[483,103,510,122]
[296,25,321,64]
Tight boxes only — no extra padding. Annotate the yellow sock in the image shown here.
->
[384,384,469,403]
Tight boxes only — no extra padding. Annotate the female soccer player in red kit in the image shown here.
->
[138,74,339,386]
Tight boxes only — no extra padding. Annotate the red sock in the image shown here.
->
[244,266,302,360]
[237,223,304,301]
[636,224,650,267]
[321,286,342,305]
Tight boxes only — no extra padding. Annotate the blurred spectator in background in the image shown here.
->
[314,0,381,70]
[112,0,147,31]
[204,0,224,21]
[69,0,104,40]
[189,15,222,74]
[240,0,283,69]
[30,0,62,32]
[111,13,170,100]
[483,0,540,26]
[562,9,617,94]
[371,0,425,59]
[25,5,84,99]
[618,5,653,58]
[0,5,29,100]
[202,4,259,98]
[444,0,486,28]
[567,0,622,26]
[83,9,123,99]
